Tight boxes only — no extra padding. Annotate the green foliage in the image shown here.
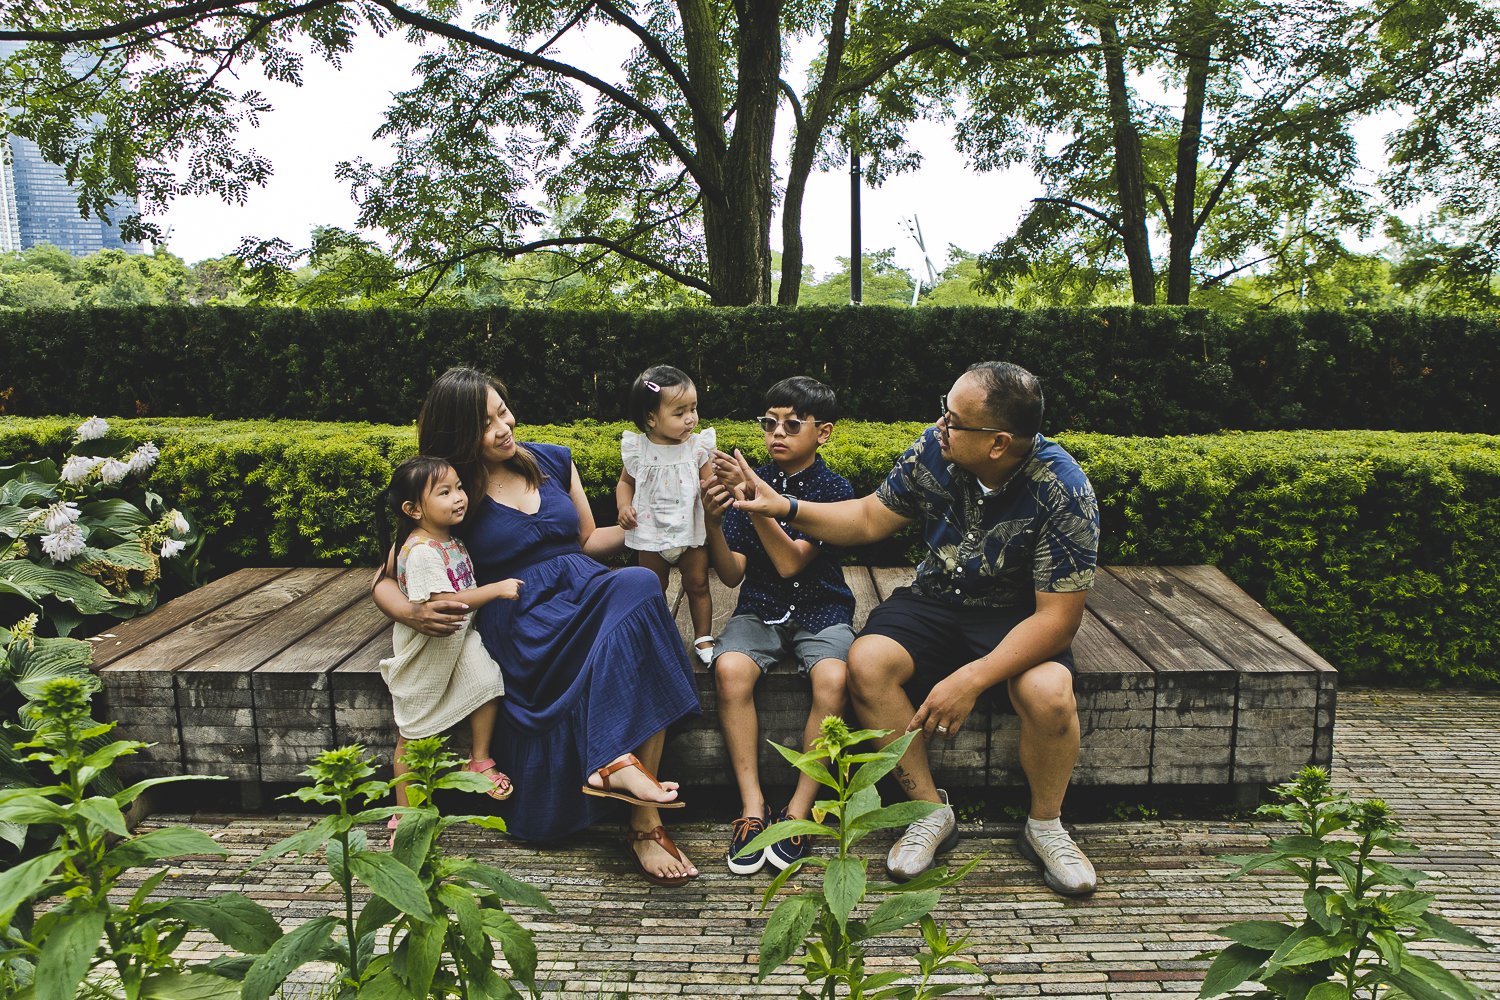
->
[746,716,982,997]
[0,616,105,850]
[1199,766,1495,1000]
[0,677,278,999]
[2,306,1498,434]
[248,739,550,999]
[800,250,919,307]
[0,416,205,638]
[2,418,1498,684]
[0,247,207,311]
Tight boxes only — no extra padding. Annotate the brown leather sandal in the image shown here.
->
[626,825,697,887]
[581,753,685,808]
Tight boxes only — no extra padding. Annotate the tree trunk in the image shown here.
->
[1166,33,1212,305]
[694,0,782,305]
[1096,16,1156,305]
[777,0,851,306]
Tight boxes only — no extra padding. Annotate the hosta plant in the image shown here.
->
[244,738,552,999]
[1199,765,1495,1000]
[0,676,280,1000]
[745,716,983,999]
[0,416,203,638]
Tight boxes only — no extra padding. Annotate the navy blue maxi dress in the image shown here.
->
[466,442,699,842]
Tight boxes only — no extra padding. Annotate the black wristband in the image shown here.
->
[785,495,799,522]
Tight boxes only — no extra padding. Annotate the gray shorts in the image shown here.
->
[713,615,855,677]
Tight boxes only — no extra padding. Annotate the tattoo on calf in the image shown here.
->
[894,764,917,792]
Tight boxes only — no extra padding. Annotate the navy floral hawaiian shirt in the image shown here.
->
[875,427,1099,609]
[722,454,856,630]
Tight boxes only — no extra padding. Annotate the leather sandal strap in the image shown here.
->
[595,753,642,791]
[627,825,683,862]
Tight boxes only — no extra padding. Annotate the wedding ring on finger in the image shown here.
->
[935,725,948,734]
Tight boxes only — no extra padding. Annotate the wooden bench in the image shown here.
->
[90,566,1336,804]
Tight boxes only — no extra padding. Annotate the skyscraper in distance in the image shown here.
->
[0,39,142,256]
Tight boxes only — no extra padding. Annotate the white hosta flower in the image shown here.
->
[159,537,187,560]
[42,501,81,534]
[75,416,109,441]
[60,455,103,485]
[98,458,130,485]
[40,523,86,563]
[168,510,191,537]
[127,441,160,474]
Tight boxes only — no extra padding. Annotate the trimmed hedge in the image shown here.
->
[2,417,1497,685]
[1,306,1496,433]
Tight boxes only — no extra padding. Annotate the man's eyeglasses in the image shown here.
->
[938,395,1010,435]
[758,415,824,435]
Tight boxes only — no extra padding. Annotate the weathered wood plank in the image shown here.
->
[102,568,338,677]
[88,568,292,668]
[870,566,916,602]
[843,566,880,633]
[256,588,388,674]
[1089,570,1236,783]
[178,569,367,675]
[1164,566,1337,676]
[102,563,1334,791]
[1112,566,1322,784]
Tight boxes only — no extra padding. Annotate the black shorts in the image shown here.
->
[858,587,1076,712]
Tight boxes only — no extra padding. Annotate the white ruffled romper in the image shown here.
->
[621,426,717,563]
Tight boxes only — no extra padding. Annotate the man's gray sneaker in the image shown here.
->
[1016,822,1096,896]
[885,789,959,882]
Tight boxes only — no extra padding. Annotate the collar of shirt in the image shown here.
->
[765,454,827,495]
[955,435,1040,502]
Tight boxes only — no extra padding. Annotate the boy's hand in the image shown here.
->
[617,504,638,529]
[496,578,524,601]
[726,450,790,518]
[711,449,747,491]
[701,474,733,524]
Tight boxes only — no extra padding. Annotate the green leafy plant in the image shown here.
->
[1199,765,1495,1000]
[0,676,281,1000]
[0,416,204,638]
[245,738,552,1000]
[0,616,104,849]
[745,716,983,998]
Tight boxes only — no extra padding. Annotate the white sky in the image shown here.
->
[156,24,1393,281]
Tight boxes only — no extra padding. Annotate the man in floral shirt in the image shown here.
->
[720,362,1100,895]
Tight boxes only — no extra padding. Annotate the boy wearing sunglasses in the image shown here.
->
[701,376,856,876]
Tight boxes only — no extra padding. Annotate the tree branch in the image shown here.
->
[1034,196,1125,239]
[0,0,272,44]
[592,0,725,159]
[779,79,805,133]
[368,0,713,196]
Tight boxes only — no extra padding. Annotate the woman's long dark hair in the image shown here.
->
[417,367,544,521]
[376,455,453,584]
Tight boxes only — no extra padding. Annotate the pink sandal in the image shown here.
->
[467,758,515,801]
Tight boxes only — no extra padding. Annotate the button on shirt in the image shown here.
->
[721,455,856,630]
[875,427,1099,609]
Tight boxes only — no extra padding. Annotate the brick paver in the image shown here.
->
[119,688,1500,998]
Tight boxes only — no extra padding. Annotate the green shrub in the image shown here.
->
[2,306,1497,433]
[1,417,1496,684]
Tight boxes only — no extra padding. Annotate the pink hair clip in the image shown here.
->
[644,380,661,392]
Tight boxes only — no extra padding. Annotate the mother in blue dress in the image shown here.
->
[373,367,702,885]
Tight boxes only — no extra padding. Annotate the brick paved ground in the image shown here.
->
[124,688,1500,999]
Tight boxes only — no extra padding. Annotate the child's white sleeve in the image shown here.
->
[621,430,642,478]
[694,426,717,466]
[403,542,457,604]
